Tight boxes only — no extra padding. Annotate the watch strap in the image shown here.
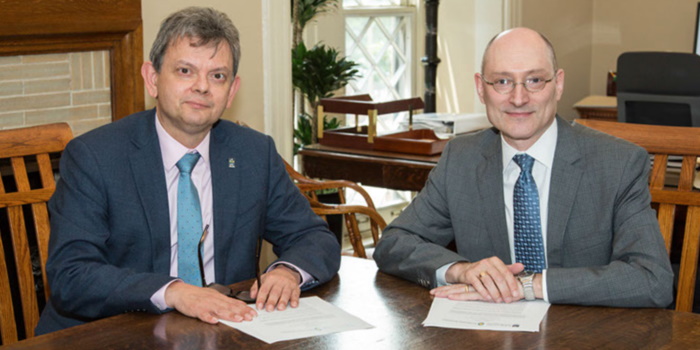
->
[518,272,536,301]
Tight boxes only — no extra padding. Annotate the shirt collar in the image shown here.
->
[155,114,211,171]
[501,118,558,171]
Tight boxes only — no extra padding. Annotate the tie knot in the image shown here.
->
[177,153,200,174]
[513,154,535,173]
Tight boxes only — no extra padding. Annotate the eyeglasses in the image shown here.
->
[481,75,555,94]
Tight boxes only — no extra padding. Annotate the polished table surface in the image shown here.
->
[299,144,440,191]
[6,257,700,349]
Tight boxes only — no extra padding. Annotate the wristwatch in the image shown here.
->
[517,271,536,301]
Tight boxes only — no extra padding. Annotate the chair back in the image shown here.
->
[576,119,700,312]
[233,119,386,258]
[0,123,72,344]
[284,161,386,258]
[616,51,700,127]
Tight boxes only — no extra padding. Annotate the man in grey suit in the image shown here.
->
[374,27,673,307]
[37,7,340,334]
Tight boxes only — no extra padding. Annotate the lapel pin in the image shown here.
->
[228,158,236,168]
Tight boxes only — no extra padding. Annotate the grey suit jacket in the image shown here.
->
[374,117,673,308]
[36,109,340,334]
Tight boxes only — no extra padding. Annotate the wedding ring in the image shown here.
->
[479,271,488,278]
[465,285,470,293]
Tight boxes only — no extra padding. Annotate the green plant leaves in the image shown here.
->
[293,0,339,30]
[291,0,360,149]
[293,112,341,154]
[292,42,360,108]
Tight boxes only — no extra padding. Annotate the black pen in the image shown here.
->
[198,224,210,287]
[233,235,263,303]
[198,224,262,303]
[254,235,262,290]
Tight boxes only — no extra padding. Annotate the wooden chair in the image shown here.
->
[232,120,387,258]
[575,119,700,312]
[284,161,386,258]
[0,123,72,345]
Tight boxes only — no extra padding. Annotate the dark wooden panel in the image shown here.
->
[381,163,433,191]
[320,96,424,115]
[302,155,386,187]
[0,0,145,121]
[0,0,141,36]
[300,145,437,191]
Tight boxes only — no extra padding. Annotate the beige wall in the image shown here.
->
[141,0,265,131]
[427,1,594,119]
[433,1,479,114]
[517,0,699,120]
[140,1,700,131]
[434,1,507,115]
[516,0,594,120]
[590,0,699,95]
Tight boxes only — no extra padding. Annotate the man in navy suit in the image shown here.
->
[37,7,340,334]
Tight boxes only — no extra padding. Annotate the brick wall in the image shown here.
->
[0,51,112,136]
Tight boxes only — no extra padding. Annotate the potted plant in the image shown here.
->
[291,0,360,152]
[290,0,361,241]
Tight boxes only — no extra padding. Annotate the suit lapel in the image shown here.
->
[128,110,172,274]
[546,117,584,267]
[477,132,512,264]
[209,123,242,282]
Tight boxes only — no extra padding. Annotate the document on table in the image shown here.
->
[423,297,550,332]
[219,296,374,344]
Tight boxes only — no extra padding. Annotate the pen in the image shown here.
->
[198,224,210,287]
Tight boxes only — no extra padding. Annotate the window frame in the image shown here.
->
[342,5,417,102]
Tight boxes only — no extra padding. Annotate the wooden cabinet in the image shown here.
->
[574,95,618,121]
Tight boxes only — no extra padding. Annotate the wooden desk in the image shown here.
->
[299,144,440,191]
[7,257,700,349]
[574,95,618,121]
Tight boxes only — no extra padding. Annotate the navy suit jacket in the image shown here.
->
[36,109,340,334]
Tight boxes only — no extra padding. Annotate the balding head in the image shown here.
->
[481,28,558,75]
[474,27,564,151]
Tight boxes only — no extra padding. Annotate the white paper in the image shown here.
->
[219,296,374,343]
[423,297,550,332]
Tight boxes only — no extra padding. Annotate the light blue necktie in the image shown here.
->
[176,152,203,286]
[513,154,546,273]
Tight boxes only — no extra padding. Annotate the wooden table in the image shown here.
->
[574,95,618,121]
[299,144,440,191]
[6,257,700,349]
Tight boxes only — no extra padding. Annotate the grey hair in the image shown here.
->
[149,7,241,76]
[481,29,558,74]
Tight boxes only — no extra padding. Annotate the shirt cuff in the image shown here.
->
[151,279,180,311]
[435,262,458,286]
[268,261,313,287]
[542,269,549,303]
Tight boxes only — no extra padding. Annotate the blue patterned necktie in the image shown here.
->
[513,154,546,273]
[176,152,203,286]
